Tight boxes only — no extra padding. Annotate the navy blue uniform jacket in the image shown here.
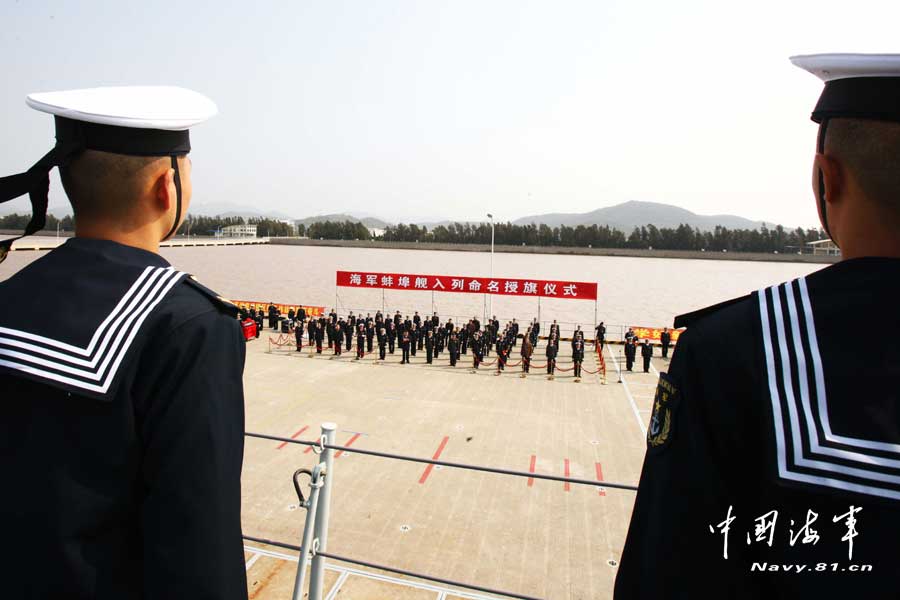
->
[616,258,900,599]
[0,238,247,599]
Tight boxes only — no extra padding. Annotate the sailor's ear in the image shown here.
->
[153,167,176,213]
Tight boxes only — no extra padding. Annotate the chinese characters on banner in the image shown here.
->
[233,300,326,317]
[629,326,685,343]
[335,271,598,301]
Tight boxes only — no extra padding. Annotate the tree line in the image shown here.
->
[0,213,75,232]
[0,213,299,238]
[0,211,825,253]
[381,221,827,253]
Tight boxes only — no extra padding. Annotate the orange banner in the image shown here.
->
[233,300,325,318]
[628,326,684,343]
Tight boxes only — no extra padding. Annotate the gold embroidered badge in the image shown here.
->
[647,373,679,450]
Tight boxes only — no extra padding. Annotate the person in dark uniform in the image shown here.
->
[660,327,671,359]
[345,314,353,352]
[521,327,533,376]
[595,321,606,351]
[471,331,484,370]
[435,326,444,359]
[387,319,396,354]
[399,328,411,364]
[448,331,459,367]
[366,320,375,352]
[268,302,278,330]
[0,87,246,599]
[531,319,540,345]
[409,323,418,357]
[616,54,900,599]
[295,318,304,352]
[377,327,387,360]
[496,337,508,374]
[640,338,653,372]
[425,330,434,364]
[572,338,584,380]
[314,320,324,353]
[333,323,343,356]
[356,324,365,359]
[254,310,263,338]
[545,334,558,377]
[307,317,316,345]
[287,307,295,323]
[624,337,636,371]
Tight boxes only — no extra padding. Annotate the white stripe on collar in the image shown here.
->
[759,277,900,501]
[0,266,186,394]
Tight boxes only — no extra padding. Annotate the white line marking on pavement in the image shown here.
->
[324,571,350,600]
[245,552,261,571]
[606,345,646,438]
[242,545,504,600]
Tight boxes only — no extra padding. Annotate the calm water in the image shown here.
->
[1,242,824,337]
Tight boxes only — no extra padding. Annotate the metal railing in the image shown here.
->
[243,426,639,600]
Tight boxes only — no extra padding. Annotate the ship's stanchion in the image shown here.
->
[291,461,327,600]
[308,423,337,600]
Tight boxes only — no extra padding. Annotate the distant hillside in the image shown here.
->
[513,200,771,232]
[189,201,295,220]
[296,213,390,229]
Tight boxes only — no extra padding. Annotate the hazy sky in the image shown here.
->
[1,1,898,227]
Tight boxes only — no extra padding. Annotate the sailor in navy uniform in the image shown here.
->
[0,87,247,599]
[616,54,900,599]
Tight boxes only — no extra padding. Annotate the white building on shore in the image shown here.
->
[217,224,257,238]
[806,239,840,256]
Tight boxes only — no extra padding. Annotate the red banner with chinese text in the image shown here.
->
[233,300,325,317]
[335,271,597,300]
[628,326,684,343]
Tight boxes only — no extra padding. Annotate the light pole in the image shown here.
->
[487,213,494,322]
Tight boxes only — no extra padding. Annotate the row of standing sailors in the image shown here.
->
[247,307,605,380]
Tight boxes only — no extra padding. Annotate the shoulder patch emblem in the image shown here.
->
[647,372,680,451]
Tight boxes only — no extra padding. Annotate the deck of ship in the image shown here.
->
[241,333,665,599]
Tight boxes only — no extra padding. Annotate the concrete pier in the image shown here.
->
[242,333,660,599]
[3,235,269,251]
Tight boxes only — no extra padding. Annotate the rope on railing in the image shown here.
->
[244,432,639,492]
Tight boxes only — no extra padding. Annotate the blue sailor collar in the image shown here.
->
[0,237,186,400]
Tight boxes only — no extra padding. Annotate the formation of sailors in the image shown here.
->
[245,305,609,381]
[241,305,671,381]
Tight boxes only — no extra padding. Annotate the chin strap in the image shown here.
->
[161,155,183,242]
[817,118,835,245]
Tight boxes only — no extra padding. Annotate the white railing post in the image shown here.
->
[291,461,326,600]
[308,422,337,599]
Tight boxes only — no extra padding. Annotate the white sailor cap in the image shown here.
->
[0,86,217,258]
[790,53,900,123]
[791,53,900,242]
